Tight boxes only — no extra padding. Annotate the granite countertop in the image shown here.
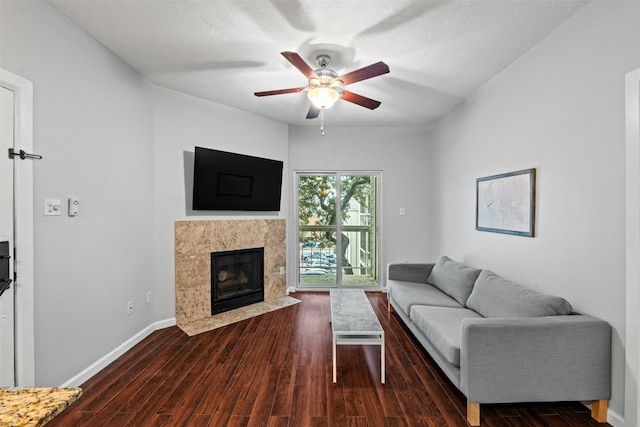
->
[0,387,82,426]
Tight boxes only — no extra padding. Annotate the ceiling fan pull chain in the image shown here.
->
[320,109,325,136]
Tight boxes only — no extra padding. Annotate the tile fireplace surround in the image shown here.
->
[175,219,298,336]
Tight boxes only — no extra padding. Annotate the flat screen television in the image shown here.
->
[192,146,283,211]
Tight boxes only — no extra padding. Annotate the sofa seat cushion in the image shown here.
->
[427,256,482,306]
[467,270,573,318]
[410,306,483,367]
[388,280,463,314]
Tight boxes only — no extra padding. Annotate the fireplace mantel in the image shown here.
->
[175,219,287,333]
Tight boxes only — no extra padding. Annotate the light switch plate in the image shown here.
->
[44,198,61,216]
[68,197,79,216]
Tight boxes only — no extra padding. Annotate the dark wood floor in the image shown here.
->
[49,292,609,427]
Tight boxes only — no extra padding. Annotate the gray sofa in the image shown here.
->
[386,255,611,426]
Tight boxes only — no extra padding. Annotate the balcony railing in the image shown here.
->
[298,224,377,286]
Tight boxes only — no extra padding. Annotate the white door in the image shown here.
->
[0,67,34,387]
[0,84,16,387]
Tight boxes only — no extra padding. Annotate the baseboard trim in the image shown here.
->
[608,410,623,427]
[60,318,177,388]
[153,317,177,330]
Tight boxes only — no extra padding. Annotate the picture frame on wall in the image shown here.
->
[476,168,536,237]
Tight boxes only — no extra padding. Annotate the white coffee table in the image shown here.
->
[330,289,385,384]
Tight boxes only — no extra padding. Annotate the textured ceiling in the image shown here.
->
[46,0,590,127]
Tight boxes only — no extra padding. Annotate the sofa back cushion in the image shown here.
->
[467,270,573,318]
[427,256,482,305]
[388,263,434,284]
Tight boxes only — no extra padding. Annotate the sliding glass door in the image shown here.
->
[296,172,380,288]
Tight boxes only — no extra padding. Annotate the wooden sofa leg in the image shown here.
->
[591,399,608,422]
[387,298,394,312]
[467,401,480,426]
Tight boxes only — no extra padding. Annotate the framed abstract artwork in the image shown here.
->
[476,168,536,237]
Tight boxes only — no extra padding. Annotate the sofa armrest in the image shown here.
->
[459,315,611,404]
[387,263,434,284]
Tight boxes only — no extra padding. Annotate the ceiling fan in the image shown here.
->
[255,51,390,120]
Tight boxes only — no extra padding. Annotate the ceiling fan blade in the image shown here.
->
[341,90,382,110]
[254,87,305,97]
[281,51,318,80]
[338,61,390,86]
[306,105,320,119]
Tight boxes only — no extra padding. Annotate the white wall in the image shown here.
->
[151,86,288,321]
[428,1,640,422]
[0,1,155,386]
[289,126,430,286]
[0,0,289,387]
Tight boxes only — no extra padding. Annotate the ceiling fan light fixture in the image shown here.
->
[307,86,340,109]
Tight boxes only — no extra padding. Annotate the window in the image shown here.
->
[296,172,380,288]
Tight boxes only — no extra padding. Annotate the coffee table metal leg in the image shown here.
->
[381,337,385,384]
[333,333,337,383]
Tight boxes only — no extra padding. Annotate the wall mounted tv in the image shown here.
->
[192,146,283,211]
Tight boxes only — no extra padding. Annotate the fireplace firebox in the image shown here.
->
[211,247,264,314]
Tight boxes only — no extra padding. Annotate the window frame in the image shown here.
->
[292,170,382,290]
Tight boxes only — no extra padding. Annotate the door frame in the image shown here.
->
[626,67,640,427]
[0,67,35,386]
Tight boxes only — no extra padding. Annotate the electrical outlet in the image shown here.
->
[146,291,152,304]
[127,301,133,315]
[279,267,285,275]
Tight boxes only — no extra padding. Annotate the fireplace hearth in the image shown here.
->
[211,247,264,314]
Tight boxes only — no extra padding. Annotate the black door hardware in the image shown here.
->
[8,148,42,160]
[0,241,11,298]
